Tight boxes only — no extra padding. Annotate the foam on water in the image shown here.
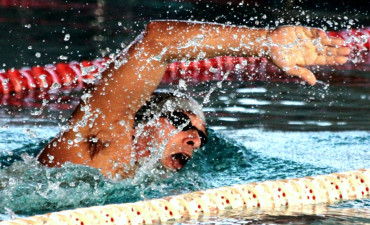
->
[0,81,369,222]
[1,126,368,221]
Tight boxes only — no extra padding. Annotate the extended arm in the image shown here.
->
[77,21,348,127]
[38,21,349,177]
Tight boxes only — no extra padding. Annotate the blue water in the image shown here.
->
[0,127,367,218]
[0,83,369,224]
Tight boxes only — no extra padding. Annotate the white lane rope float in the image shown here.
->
[1,168,369,224]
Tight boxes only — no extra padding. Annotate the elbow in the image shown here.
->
[141,21,175,61]
[144,20,168,41]
[145,20,172,32]
[144,20,181,42]
[145,20,161,32]
[138,21,163,49]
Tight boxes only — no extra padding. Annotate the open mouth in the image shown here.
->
[170,153,191,170]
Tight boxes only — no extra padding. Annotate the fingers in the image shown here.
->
[318,47,351,56]
[315,29,344,46]
[286,66,317,85]
[301,27,316,38]
[311,29,349,66]
[313,56,348,65]
[325,37,345,46]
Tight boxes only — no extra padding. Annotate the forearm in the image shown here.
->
[87,21,270,124]
[146,20,270,62]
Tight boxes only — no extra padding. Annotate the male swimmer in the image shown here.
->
[37,21,350,178]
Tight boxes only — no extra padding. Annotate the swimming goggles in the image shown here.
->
[161,111,208,148]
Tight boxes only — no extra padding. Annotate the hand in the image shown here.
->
[268,26,350,85]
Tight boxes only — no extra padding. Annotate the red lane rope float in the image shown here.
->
[0,28,369,96]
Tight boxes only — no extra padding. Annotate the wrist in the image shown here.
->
[240,27,270,58]
[260,29,271,57]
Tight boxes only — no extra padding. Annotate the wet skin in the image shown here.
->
[37,21,349,179]
[133,112,207,170]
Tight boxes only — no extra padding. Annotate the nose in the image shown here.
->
[182,130,202,148]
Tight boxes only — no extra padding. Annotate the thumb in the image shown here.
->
[286,66,317,85]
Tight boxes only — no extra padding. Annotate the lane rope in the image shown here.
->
[0,28,369,95]
[1,168,369,224]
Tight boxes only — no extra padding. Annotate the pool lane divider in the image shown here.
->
[0,28,369,95]
[1,168,369,224]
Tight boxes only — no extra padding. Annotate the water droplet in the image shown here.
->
[31,109,42,116]
[39,75,48,88]
[59,55,68,60]
[64,34,70,41]
[197,51,206,60]
[209,67,218,73]
[50,82,61,90]
[178,79,187,90]
[1,78,9,90]
[81,93,92,103]
[81,65,97,76]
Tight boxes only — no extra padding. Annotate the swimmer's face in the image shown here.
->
[133,111,207,170]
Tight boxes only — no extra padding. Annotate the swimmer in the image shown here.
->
[37,21,350,178]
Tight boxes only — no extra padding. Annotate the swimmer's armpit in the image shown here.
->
[87,135,106,159]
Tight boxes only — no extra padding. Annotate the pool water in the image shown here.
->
[0,82,369,223]
[0,0,369,224]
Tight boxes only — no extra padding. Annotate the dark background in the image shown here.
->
[0,0,368,70]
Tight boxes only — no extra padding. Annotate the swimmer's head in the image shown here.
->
[133,91,207,170]
[134,91,205,127]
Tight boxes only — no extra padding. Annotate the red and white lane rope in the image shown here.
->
[1,169,368,225]
[0,28,369,95]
